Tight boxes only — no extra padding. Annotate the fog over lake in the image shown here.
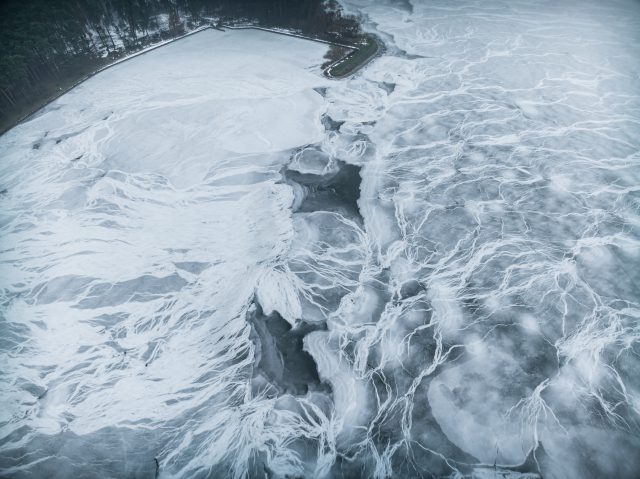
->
[1,1,639,478]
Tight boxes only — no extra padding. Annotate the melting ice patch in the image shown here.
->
[2,1,640,478]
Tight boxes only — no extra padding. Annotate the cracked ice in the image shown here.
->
[1,1,640,478]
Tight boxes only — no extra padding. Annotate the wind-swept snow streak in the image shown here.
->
[0,29,336,479]
[2,1,640,478]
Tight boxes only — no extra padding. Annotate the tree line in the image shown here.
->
[0,0,362,133]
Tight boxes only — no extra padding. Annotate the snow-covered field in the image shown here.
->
[2,1,640,478]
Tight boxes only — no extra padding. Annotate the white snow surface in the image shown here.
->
[2,2,640,478]
[0,29,332,479]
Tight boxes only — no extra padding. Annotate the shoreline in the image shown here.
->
[2,24,380,137]
[222,24,381,79]
[2,25,212,137]
[324,34,383,79]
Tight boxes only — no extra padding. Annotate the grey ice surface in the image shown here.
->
[1,1,640,478]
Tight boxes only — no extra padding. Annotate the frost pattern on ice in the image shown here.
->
[2,1,640,478]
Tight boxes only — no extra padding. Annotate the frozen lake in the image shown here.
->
[2,1,640,478]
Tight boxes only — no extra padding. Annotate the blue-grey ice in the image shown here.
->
[1,1,640,478]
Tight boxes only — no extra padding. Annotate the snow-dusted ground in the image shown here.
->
[2,1,640,478]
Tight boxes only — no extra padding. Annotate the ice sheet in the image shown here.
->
[2,1,640,477]
[0,28,332,478]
